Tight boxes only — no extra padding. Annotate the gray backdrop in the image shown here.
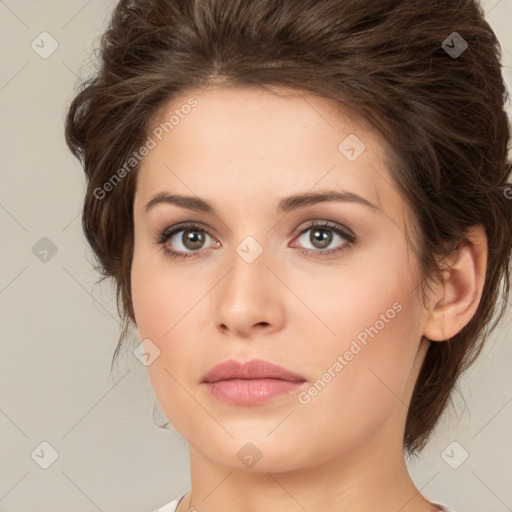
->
[1,0,511,511]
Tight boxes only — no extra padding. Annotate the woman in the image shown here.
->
[65,0,512,511]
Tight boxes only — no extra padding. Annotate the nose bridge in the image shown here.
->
[213,233,284,335]
[224,216,271,278]
[225,234,271,303]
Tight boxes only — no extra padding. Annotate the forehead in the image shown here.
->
[135,85,406,226]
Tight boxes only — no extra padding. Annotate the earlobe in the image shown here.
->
[422,225,488,342]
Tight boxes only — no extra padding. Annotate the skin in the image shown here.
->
[130,85,487,512]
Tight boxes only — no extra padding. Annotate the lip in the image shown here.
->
[201,359,307,406]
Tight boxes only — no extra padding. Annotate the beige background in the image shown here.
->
[0,1,511,511]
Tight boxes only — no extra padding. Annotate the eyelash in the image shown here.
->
[154,220,358,260]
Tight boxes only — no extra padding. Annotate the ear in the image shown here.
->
[422,224,488,342]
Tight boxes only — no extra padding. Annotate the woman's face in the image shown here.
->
[131,85,431,472]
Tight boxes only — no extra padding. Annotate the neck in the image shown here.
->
[179,429,437,512]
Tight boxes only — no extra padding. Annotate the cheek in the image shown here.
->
[130,241,197,341]
[130,247,212,391]
[290,244,422,416]
[131,259,204,430]
[288,237,419,353]
[287,292,422,465]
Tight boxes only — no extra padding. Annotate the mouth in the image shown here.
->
[201,358,307,406]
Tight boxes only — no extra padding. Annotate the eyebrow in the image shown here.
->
[144,189,381,215]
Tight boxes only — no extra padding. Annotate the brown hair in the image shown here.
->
[65,0,512,455]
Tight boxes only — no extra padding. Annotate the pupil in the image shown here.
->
[312,228,331,249]
[184,230,204,249]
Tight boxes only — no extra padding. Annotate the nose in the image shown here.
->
[213,245,286,338]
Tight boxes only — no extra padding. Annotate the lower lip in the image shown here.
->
[203,378,305,406]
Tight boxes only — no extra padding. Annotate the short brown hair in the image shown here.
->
[65,0,512,455]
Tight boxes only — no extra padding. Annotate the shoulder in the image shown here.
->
[150,493,187,512]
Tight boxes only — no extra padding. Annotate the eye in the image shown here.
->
[155,222,218,260]
[291,220,356,257]
[155,220,357,260]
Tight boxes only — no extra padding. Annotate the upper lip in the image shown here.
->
[201,359,306,383]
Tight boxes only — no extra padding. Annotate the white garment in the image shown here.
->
[151,493,186,512]
[151,494,455,512]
